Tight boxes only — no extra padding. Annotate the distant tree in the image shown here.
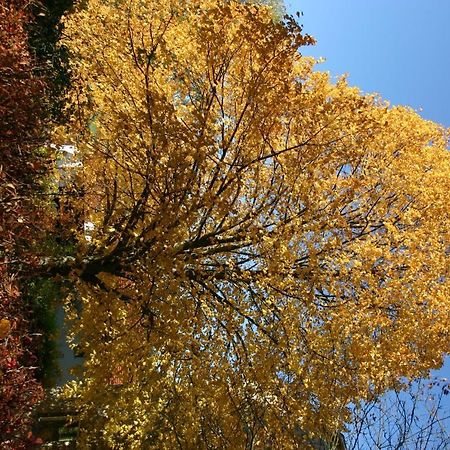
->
[246,0,286,19]
[49,0,450,447]
[28,0,74,123]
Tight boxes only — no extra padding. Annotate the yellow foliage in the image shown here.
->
[0,318,11,339]
[56,0,450,447]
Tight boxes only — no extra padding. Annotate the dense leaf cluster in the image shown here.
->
[50,0,450,447]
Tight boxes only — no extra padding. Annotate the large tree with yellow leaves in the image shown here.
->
[53,0,450,447]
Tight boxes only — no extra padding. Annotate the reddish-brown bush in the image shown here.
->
[1,1,50,447]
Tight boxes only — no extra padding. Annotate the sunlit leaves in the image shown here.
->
[57,0,450,447]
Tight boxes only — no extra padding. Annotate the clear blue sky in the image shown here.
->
[286,0,450,127]
[285,0,450,408]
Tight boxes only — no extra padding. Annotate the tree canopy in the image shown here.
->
[53,0,450,447]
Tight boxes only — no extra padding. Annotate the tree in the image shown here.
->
[51,0,450,447]
[28,0,74,124]
[246,0,285,20]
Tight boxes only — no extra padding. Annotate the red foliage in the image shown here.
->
[0,1,51,447]
[0,0,44,147]
[0,0,49,262]
[0,270,44,449]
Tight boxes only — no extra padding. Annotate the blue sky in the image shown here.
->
[285,0,450,414]
[286,0,450,127]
